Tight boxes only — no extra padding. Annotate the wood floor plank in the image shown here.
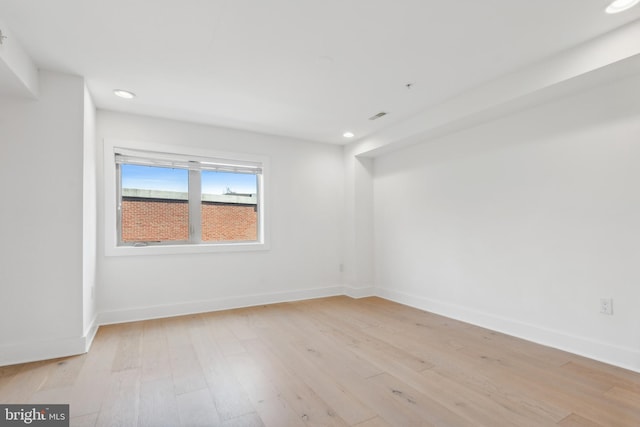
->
[0,364,23,378]
[245,386,303,427]
[353,416,392,427]
[563,361,640,393]
[243,338,349,426]
[558,413,603,427]
[138,377,181,427]
[95,369,141,427]
[110,322,144,372]
[261,330,405,426]
[256,324,376,425]
[226,353,305,427]
[176,388,221,427]
[39,356,86,391]
[29,385,73,405]
[165,317,208,396]
[221,412,265,427]
[603,386,640,416]
[68,327,119,417]
[418,368,555,427]
[270,305,384,379]
[140,332,172,383]
[1,296,639,427]
[358,312,567,420]
[0,360,55,403]
[224,310,262,341]
[431,359,570,423]
[299,303,433,373]
[70,412,98,427]
[187,316,256,421]
[168,351,207,396]
[483,361,639,427]
[140,319,171,383]
[366,372,474,427]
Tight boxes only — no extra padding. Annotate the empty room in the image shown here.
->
[1,1,640,426]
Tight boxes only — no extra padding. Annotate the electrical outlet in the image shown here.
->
[600,298,613,315]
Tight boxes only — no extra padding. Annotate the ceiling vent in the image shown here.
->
[368,112,388,121]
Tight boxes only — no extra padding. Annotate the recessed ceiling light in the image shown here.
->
[343,132,355,138]
[113,89,136,99]
[606,0,640,13]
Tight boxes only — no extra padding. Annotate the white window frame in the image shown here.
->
[104,138,269,256]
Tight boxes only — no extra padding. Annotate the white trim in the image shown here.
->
[83,315,99,352]
[103,138,270,256]
[375,287,640,374]
[0,315,99,366]
[0,332,92,368]
[343,285,376,299]
[98,286,345,325]
[107,241,269,256]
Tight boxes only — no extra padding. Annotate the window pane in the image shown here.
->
[201,170,258,242]
[120,164,189,242]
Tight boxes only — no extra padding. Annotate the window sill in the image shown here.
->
[105,241,269,257]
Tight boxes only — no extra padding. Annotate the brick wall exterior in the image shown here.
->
[201,202,257,241]
[122,199,189,242]
[122,198,257,242]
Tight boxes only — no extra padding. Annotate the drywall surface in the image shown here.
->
[96,111,345,322]
[82,84,97,342]
[343,144,374,296]
[0,71,85,364]
[374,74,640,371]
[0,18,39,97]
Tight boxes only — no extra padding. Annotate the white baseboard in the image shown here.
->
[343,285,376,299]
[0,316,100,367]
[83,315,99,352]
[98,285,346,325]
[375,287,640,373]
[0,336,86,367]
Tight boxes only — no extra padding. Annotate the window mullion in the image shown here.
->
[256,174,262,241]
[189,169,202,244]
[116,163,123,245]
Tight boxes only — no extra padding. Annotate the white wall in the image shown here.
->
[343,145,374,296]
[373,73,640,371]
[0,71,86,365]
[0,18,39,98]
[82,85,97,342]
[96,111,345,323]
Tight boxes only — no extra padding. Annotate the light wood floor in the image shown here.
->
[1,297,639,426]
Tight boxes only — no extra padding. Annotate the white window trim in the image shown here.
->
[104,138,270,256]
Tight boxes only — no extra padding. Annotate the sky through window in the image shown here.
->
[122,165,257,195]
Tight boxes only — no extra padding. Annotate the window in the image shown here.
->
[105,141,267,255]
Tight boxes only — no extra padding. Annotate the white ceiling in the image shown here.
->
[1,0,639,144]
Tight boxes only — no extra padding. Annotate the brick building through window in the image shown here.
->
[121,189,257,243]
